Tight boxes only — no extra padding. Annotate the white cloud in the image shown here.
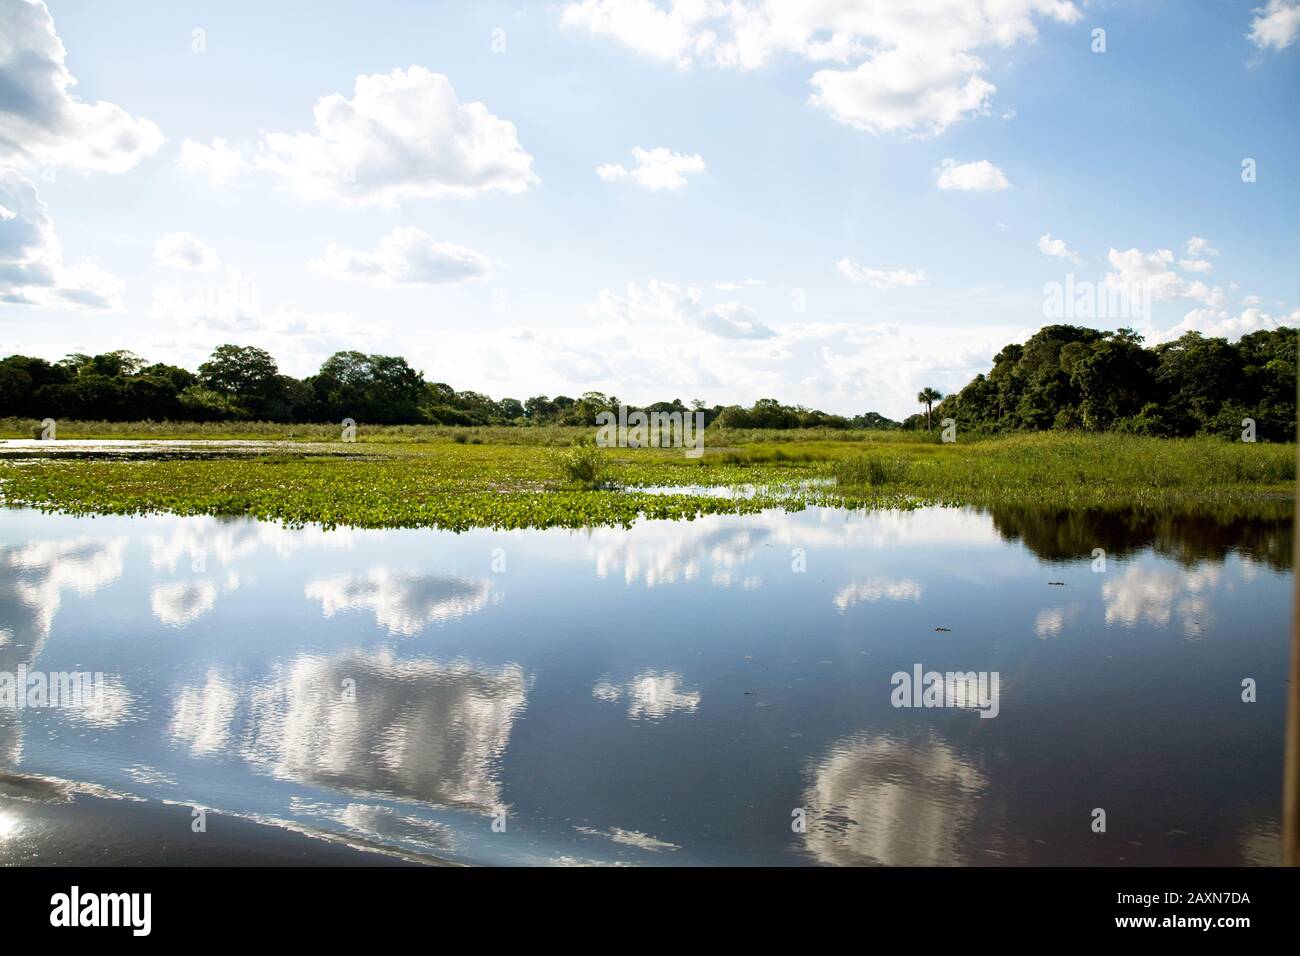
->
[597,146,705,189]
[1249,0,1300,51]
[310,226,493,287]
[561,1,1082,136]
[596,279,776,339]
[836,258,926,288]
[812,49,997,135]
[0,169,124,308]
[1179,258,1214,274]
[936,158,1010,190]
[560,0,719,69]
[179,67,537,206]
[0,0,162,173]
[1038,233,1081,264]
[1182,279,1227,308]
[153,232,220,272]
[1185,236,1220,257]
[178,138,248,186]
[1159,306,1296,342]
[1105,247,1224,306]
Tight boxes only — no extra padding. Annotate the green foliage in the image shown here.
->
[2,324,1293,440]
[178,385,242,422]
[833,454,910,486]
[713,397,868,429]
[934,325,1296,440]
[556,444,612,488]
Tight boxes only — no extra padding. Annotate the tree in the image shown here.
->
[1074,335,1156,431]
[310,351,426,424]
[917,387,943,430]
[198,345,282,417]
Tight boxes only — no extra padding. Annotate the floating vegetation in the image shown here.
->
[0,431,1291,531]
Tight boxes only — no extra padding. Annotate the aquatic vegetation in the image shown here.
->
[832,454,911,487]
[0,430,1291,531]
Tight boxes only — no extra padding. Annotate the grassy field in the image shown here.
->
[0,419,1293,530]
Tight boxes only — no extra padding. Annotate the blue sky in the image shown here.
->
[1,0,1297,418]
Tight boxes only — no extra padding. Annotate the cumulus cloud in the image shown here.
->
[812,49,997,135]
[561,0,1082,136]
[596,146,705,190]
[1038,233,1081,264]
[1178,238,1220,274]
[836,258,926,288]
[936,158,1010,190]
[1159,306,1297,342]
[179,67,537,206]
[1248,0,1300,51]
[595,279,776,339]
[1105,247,1224,307]
[0,169,124,308]
[153,232,220,272]
[0,0,163,172]
[310,226,493,287]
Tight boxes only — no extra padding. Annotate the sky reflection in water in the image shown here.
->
[0,503,1290,865]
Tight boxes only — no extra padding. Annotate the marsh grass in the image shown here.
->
[832,454,911,487]
[0,425,1292,530]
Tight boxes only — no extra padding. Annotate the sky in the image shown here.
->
[1,0,1297,419]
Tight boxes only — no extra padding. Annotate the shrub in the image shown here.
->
[557,444,611,488]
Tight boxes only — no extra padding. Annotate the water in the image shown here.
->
[0,503,1291,865]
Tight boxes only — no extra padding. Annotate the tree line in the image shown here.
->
[906,325,1295,442]
[0,323,1294,439]
[0,345,896,429]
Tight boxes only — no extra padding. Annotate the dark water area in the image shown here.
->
[0,503,1291,865]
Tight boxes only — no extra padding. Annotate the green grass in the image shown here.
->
[0,424,1292,530]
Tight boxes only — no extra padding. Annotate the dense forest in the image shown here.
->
[0,323,1294,439]
[911,325,1296,441]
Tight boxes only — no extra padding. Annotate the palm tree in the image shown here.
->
[917,387,942,430]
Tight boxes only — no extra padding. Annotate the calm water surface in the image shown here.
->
[0,503,1291,865]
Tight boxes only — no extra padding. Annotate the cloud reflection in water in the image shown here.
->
[803,733,986,866]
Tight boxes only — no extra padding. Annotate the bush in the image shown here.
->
[557,445,611,488]
[1113,402,1174,437]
